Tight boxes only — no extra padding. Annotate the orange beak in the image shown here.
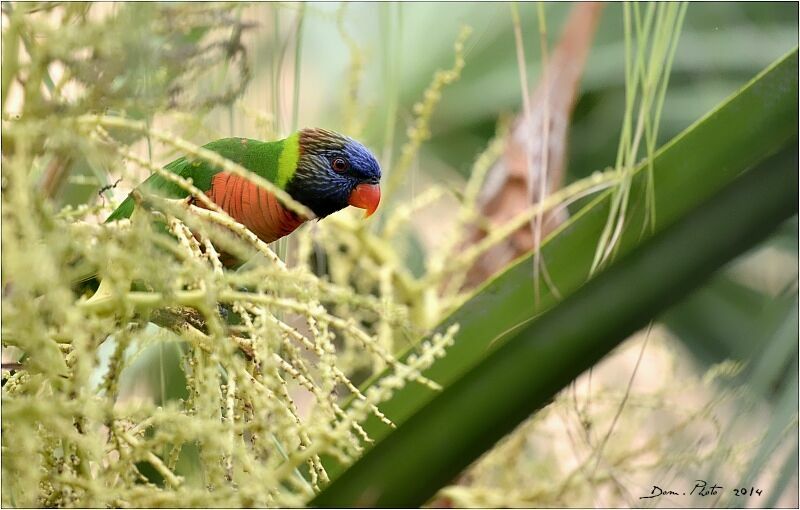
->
[348,183,381,218]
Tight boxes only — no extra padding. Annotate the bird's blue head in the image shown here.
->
[286,128,382,218]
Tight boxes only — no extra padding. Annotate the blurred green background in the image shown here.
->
[277,2,797,179]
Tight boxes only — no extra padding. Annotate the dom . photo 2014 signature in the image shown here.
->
[639,480,764,499]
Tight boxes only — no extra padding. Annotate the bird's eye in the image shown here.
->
[331,157,349,173]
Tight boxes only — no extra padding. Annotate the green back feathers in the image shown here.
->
[105,134,301,223]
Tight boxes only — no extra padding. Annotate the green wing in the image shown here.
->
[105,137,285,222]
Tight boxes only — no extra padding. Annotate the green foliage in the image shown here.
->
[1,3,464,506]
[3,2,797,508]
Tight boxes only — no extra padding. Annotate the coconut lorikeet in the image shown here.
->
[106,128,382,246]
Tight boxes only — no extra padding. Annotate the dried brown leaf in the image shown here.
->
[463,2,604,288]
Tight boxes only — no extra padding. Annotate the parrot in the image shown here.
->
[106,127,382,246]
[77,128,381,305]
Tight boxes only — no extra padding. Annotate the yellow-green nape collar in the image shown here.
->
[276,131,300,189]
